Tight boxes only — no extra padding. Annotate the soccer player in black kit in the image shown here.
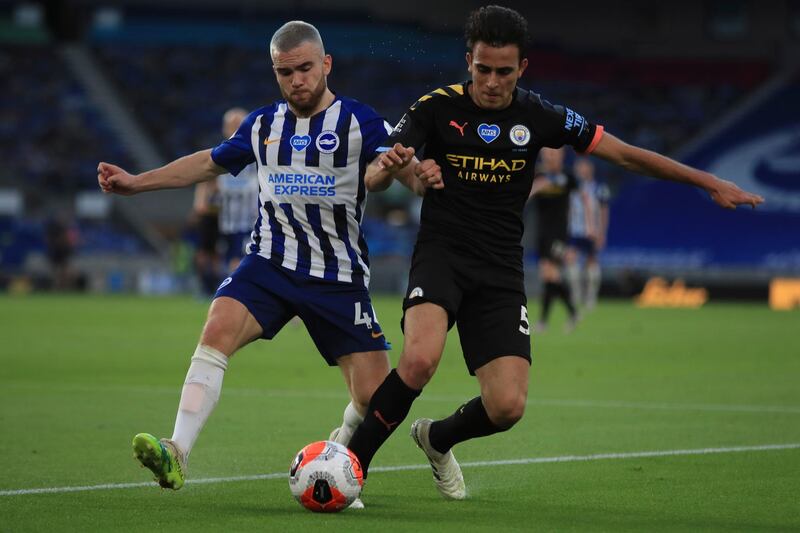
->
[348,5,764,501]
[530,147,581,333]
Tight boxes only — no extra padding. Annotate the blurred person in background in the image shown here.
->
[215,107,260,274]
[44,210,79,291]
[565,156,610,311]
[191,167,221,296]
[97,22,422,508]
[530,146,581,333]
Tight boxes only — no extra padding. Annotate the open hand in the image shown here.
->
[708,178,764,209]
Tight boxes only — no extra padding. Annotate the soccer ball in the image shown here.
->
[288,440,364,512]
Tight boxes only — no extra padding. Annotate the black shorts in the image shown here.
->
[197,214,220,253]
[402,241,532,375]
[537,233,567,262]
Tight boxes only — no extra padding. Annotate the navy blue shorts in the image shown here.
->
[222,231,251,265]
[568,236,596,257]
[215,254,391,364]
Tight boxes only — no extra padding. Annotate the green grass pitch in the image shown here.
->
[1,294,798,532]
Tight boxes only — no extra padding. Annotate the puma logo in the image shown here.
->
[449,120,467,136]
[374,410,398,431]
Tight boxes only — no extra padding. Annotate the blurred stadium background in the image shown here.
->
[2,3,799,529]
[1,0,799,301]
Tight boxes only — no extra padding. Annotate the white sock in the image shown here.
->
[565,263,582,308]
[332,401,365,447]
[587,263,601,309]
[171,344,228,459]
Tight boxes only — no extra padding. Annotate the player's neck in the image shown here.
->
[289,89,336,118]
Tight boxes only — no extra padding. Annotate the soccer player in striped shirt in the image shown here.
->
[215,108,260,274]
[98,22,425,502]
[565,156,610,311]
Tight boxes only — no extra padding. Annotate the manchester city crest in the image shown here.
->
[509,124,530,146]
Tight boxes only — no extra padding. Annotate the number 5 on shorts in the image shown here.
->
[519,306,530,335]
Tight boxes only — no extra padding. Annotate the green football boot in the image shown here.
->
[132,433,187,490]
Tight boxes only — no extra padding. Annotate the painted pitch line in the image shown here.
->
[2,443,798,497]
[7,382,800,415]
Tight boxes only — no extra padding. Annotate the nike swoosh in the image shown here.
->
[371,331,384,339]
[263,138,281,145]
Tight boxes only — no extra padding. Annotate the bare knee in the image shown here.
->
[396,303,448,390]
[199,297,262,356]
[200,318,245,356]
[397,350,439,390]
[484,392,527,429]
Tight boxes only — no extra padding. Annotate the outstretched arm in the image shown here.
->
[98,149,226,196]
[591,133,764,209]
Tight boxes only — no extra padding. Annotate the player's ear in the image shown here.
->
[323,54,332,76]
[465,51,473,73]
[518,57,528,78]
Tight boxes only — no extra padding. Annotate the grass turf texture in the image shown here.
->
[0,294,798,532]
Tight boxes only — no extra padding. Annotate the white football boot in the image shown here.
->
[410,418,466,500]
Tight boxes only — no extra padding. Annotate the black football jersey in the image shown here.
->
[532,170,580,240]
[385,81,603,270]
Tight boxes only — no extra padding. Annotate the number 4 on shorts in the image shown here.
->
[354,302,373,329]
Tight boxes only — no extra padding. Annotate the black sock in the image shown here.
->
[347,369,421,476]
[558,281,577,318]
[427,397,507,454]
[540,281,557,323]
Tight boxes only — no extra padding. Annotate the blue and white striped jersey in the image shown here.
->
[211,96,391,286]
[218,163,259,235]
[569,180,610,237]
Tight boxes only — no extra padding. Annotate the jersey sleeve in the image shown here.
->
[532,96,604,154]
[359,114,393,163]
[210,110,259,176]
[380,96,436,153]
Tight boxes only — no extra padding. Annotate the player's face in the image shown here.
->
[574,158,594,181]
[466,42,528,110]
[272,41,332,114]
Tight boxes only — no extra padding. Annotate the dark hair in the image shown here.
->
[465,5,529,59]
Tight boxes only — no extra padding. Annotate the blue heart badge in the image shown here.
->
[290,135,311,151]
[477,123,500,143]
